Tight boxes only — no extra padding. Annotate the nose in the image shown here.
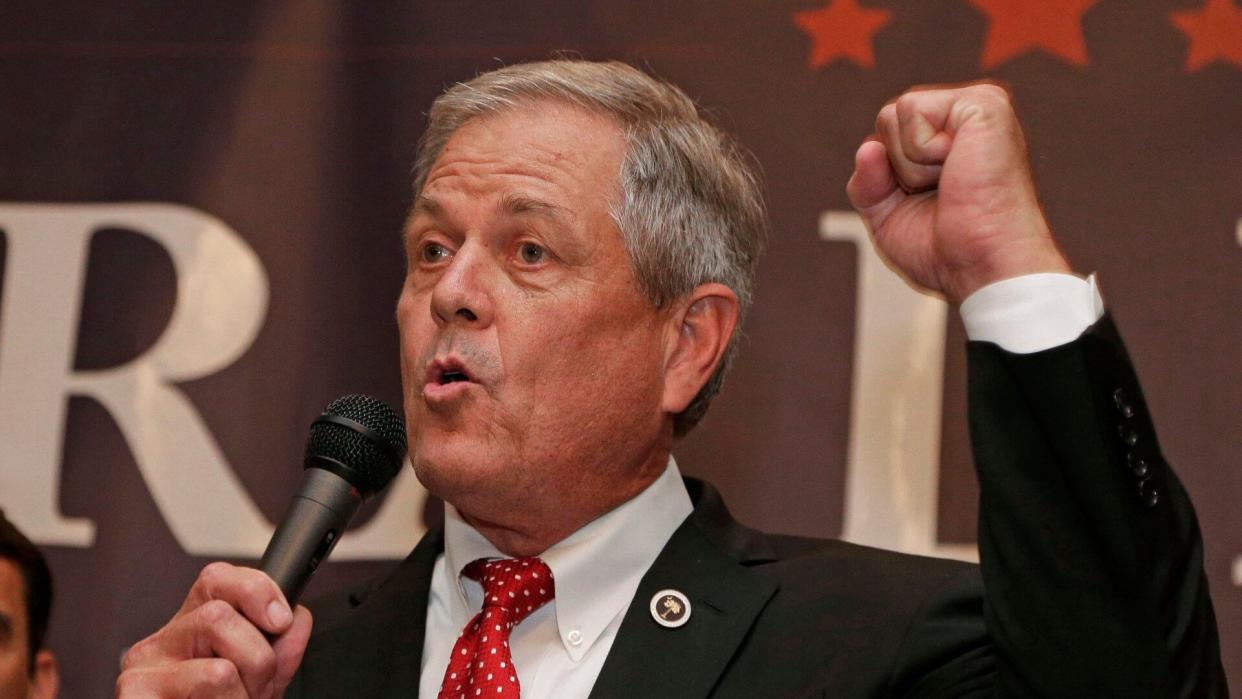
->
[430,245,494,328]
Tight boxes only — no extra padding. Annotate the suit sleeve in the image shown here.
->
[965,314,1226,697]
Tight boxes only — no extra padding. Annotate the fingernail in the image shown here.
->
[267,600,292,627]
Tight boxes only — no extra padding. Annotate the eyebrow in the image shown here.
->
[409,195,442,218]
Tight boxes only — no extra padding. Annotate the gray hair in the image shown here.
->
[412,59,767,437]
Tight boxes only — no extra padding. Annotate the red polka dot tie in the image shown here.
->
[437,557,555,699]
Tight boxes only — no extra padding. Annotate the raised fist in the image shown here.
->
[847,83,1073,304]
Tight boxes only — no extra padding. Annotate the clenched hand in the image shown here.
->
[116,563,313,698]
[847,83,1073,304]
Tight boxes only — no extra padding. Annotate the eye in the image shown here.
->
[420,242,451,264]
[518,242,546,265]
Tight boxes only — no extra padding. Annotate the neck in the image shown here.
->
[459,449,671,557]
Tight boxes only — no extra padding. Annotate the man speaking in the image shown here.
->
[115,60,1225,697]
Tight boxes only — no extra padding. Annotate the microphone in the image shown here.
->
[260,394,407,606]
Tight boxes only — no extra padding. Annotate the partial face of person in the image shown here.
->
[399,101,674,523]
[0,560,54,699]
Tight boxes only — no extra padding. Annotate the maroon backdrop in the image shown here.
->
[1,1,1239,694]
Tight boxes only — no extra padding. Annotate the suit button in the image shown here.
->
[1127,453,1149,478]
[1119,425,1139,447]
[1139,479,1160,507]
[1113,388,1135,418]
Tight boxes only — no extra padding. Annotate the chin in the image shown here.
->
[409,433,499,503]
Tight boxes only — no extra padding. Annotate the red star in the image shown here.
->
[965,0,1098,69]
[794,0,892,69]
[1170,0,1242,72]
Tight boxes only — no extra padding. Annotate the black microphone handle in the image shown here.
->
[259,467,364,606]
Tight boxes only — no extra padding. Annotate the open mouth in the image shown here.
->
[428,359,475,387]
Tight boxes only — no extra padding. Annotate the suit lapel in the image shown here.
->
[588,512,779,699]
[369,524,442,697]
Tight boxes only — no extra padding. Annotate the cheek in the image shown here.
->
[395,282,419,329]
[396,289,430,362]
[396,289,432,429]
[505,303,619,381]
[521,303,665,416]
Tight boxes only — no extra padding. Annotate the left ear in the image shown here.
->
[661,283,739,414]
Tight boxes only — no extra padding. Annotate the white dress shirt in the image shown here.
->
[419,459,694,699]
[418,272,1106,698]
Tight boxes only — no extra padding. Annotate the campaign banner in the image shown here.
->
[1,1,1239,693]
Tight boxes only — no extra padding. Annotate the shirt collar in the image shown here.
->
[442,457,693,662]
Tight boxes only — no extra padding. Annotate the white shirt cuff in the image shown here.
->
[959,273,1105,354]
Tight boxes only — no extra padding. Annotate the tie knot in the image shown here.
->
[463,557,555,624]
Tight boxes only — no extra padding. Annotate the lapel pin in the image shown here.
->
[650,589,691,628]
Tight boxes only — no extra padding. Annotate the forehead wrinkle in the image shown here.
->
[498,192,576,227]
[422,157,574,207]
[414,158,592,227]
[432,116,602,184]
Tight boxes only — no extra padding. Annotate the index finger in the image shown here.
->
[179,562,294,636]
[846,138,904,227]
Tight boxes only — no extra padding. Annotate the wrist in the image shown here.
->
[945,237,1072,305]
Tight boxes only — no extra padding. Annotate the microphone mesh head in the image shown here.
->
[305,395,407,497]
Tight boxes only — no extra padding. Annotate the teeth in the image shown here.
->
[441,370,467,384]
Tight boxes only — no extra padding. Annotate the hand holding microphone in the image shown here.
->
[116,396,406,699]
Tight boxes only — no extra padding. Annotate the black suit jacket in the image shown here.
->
[287,317,1227,697]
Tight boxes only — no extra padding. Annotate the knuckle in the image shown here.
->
[198,561,234,589]
[239,570,274,601]
[115,669,142,695]
[894,93,917,117]
[876,102,897,130]
[202,658,242,689]
[970,83,1011,107]
[119,643,144,671]
[121,633,162,669]
[198,598,237,625]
